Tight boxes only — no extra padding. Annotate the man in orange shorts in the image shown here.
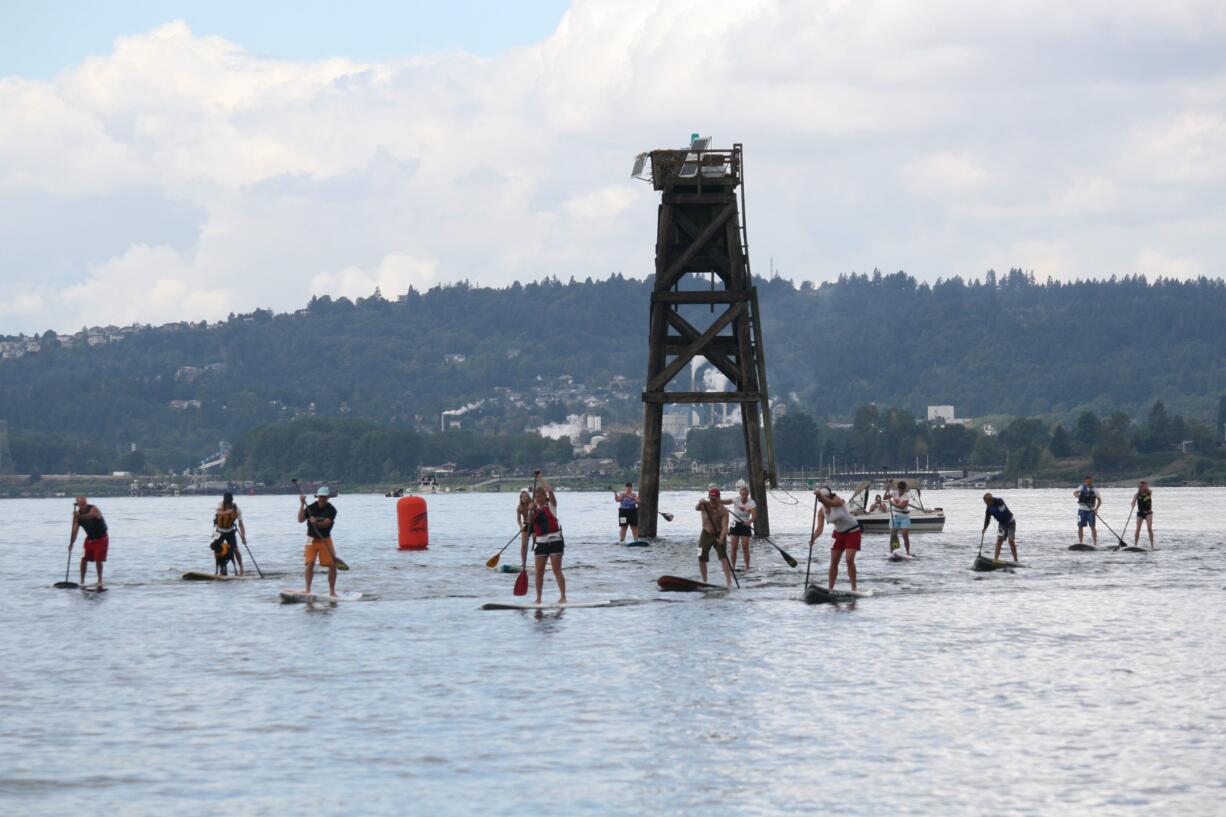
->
[70,496,109,589]
[298,486,339,596]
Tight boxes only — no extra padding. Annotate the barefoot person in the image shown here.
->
[212,491,247,576]
[529,471,566,604]
[982,493,1018,562]
[696,486,734,587]
[516,489,533,571]
[811,487,862,592]
[614,482,640,543]
[889,480,912,555]
[1074,475,1101,546]
[70,496,108,589]
[1132,481,1155,549]
[298,486,339,597]
[728,483,757,570]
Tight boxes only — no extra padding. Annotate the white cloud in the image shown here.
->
[1134,247,1203,279]
[1,2,1224,332]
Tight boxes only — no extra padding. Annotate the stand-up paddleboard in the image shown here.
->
[804,584,873,604]
[481,600,615,611]
[973,556,1026,571]
[656,575,726,592]
[497,564,522,573]
[1117,546,1149,553]
[1068,543,1098,551]
[182,571,261,581]
[279,590,365,604]
[81,586,108,594]
[625,540,650,548]
[888,551,913,562]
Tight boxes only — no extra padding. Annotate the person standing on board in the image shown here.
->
[889,480,912,555]
[1074,475,1101,546]
[298,486,339,597]
[529,471,566,604]
[728,482,757,571]
[614,482,640,543]
[212,491,247,576]
[696,486,734,588]
[1131,481,1155,549]
[811,487,862,592]
[516,489,533,571]
[981,493,1018,562]
[69,496,108,589]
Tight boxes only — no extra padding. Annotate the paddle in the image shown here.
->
[293,479,348,571]
[761,536,798,568]
[485,529,522,569]
[241,537,264,579]
[888,499,901,552]
[1111,507,1136,552]
[1095,510,1128,551]
[54,546,79,589]
[977,527,986,559]
[512,474,541,594]
[803,489,818,591]
[659,511,674,522]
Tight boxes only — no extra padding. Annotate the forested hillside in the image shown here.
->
[2,271,1225,472]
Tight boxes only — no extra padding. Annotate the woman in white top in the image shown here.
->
[728,484,757,570]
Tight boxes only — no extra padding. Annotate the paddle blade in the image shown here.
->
[782,550,798,568]
[660,512,674,522]
[486,552,501,568]
[513,570,528,596]
[53,581,79,589]
[334,558,350,571]
[889,529,900,551]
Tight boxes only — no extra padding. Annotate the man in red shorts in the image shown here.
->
[810,486,863,592]
[70,496,109,589]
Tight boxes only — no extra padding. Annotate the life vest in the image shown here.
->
[533,504,561,537]
[1137,492,1152,513]
[215,507,239,532]
[1077,486,1097,509]
[79,507,108,539]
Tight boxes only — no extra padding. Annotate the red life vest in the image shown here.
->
[532,504,561,536]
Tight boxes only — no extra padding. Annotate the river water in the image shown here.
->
[1,487,1221,816]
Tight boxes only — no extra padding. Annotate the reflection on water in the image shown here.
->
[1,488,1222,816]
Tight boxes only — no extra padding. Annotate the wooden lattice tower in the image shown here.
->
[634,141,777,537]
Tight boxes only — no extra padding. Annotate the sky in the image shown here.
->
[1,0,1224,334]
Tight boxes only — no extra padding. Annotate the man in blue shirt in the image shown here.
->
[1073,475,1101,547]
[982,493,1018,562]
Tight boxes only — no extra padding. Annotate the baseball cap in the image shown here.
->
[316,486,332,497]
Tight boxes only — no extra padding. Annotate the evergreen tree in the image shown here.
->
[1049,424,1072,458]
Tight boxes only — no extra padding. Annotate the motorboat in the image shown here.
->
[847,479,945,533]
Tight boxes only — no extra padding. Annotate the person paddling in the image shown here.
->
[212,491,247,576]
[982,493,1018,562]
[696,486,734,588]
[889,480,912,555]
[516,489,533,571]
[69,496,108,590]
[728,482,757,571]
[811,487,862,592]
[1074,475,1101,546]
[298,486,339,597]
[1132,480,1155,549]
[614,482,640,543]
[529,471,566,604]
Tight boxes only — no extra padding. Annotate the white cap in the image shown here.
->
[315,486,332,497]
[818,486,833,499]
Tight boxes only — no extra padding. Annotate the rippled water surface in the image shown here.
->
[2,487,1222,816]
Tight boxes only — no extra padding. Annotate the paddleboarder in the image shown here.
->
[530,472,566,604]
[811,487,862,592]
[516,489,533,571]
[69,496,108,590]
[889,480,912,555]
[212,491,247,576]
[1074,475,1101,547]
[298,486,339,597]
[1131,480,1154,549]
[696,486,734,588]
[982,493,1018,562]
[614,482,640,543]
[728,482,757,570]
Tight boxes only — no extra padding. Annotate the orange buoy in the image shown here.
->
[397,496,428,549]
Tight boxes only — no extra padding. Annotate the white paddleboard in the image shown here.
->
[481,600,614,611]
[887,551,913,561]
[182,571,260,581]
[279,590,365,604]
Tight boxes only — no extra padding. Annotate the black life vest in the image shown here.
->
[1077,486,1097,508]
[1137,491,1152,513]
[79,507,108,539]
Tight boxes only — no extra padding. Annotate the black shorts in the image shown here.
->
[730,523,752,536]
[1137,510,1152,519]
[618,508,639,527]
[534,537,565,556]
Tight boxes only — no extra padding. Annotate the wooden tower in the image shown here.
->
[633,141,777,537]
